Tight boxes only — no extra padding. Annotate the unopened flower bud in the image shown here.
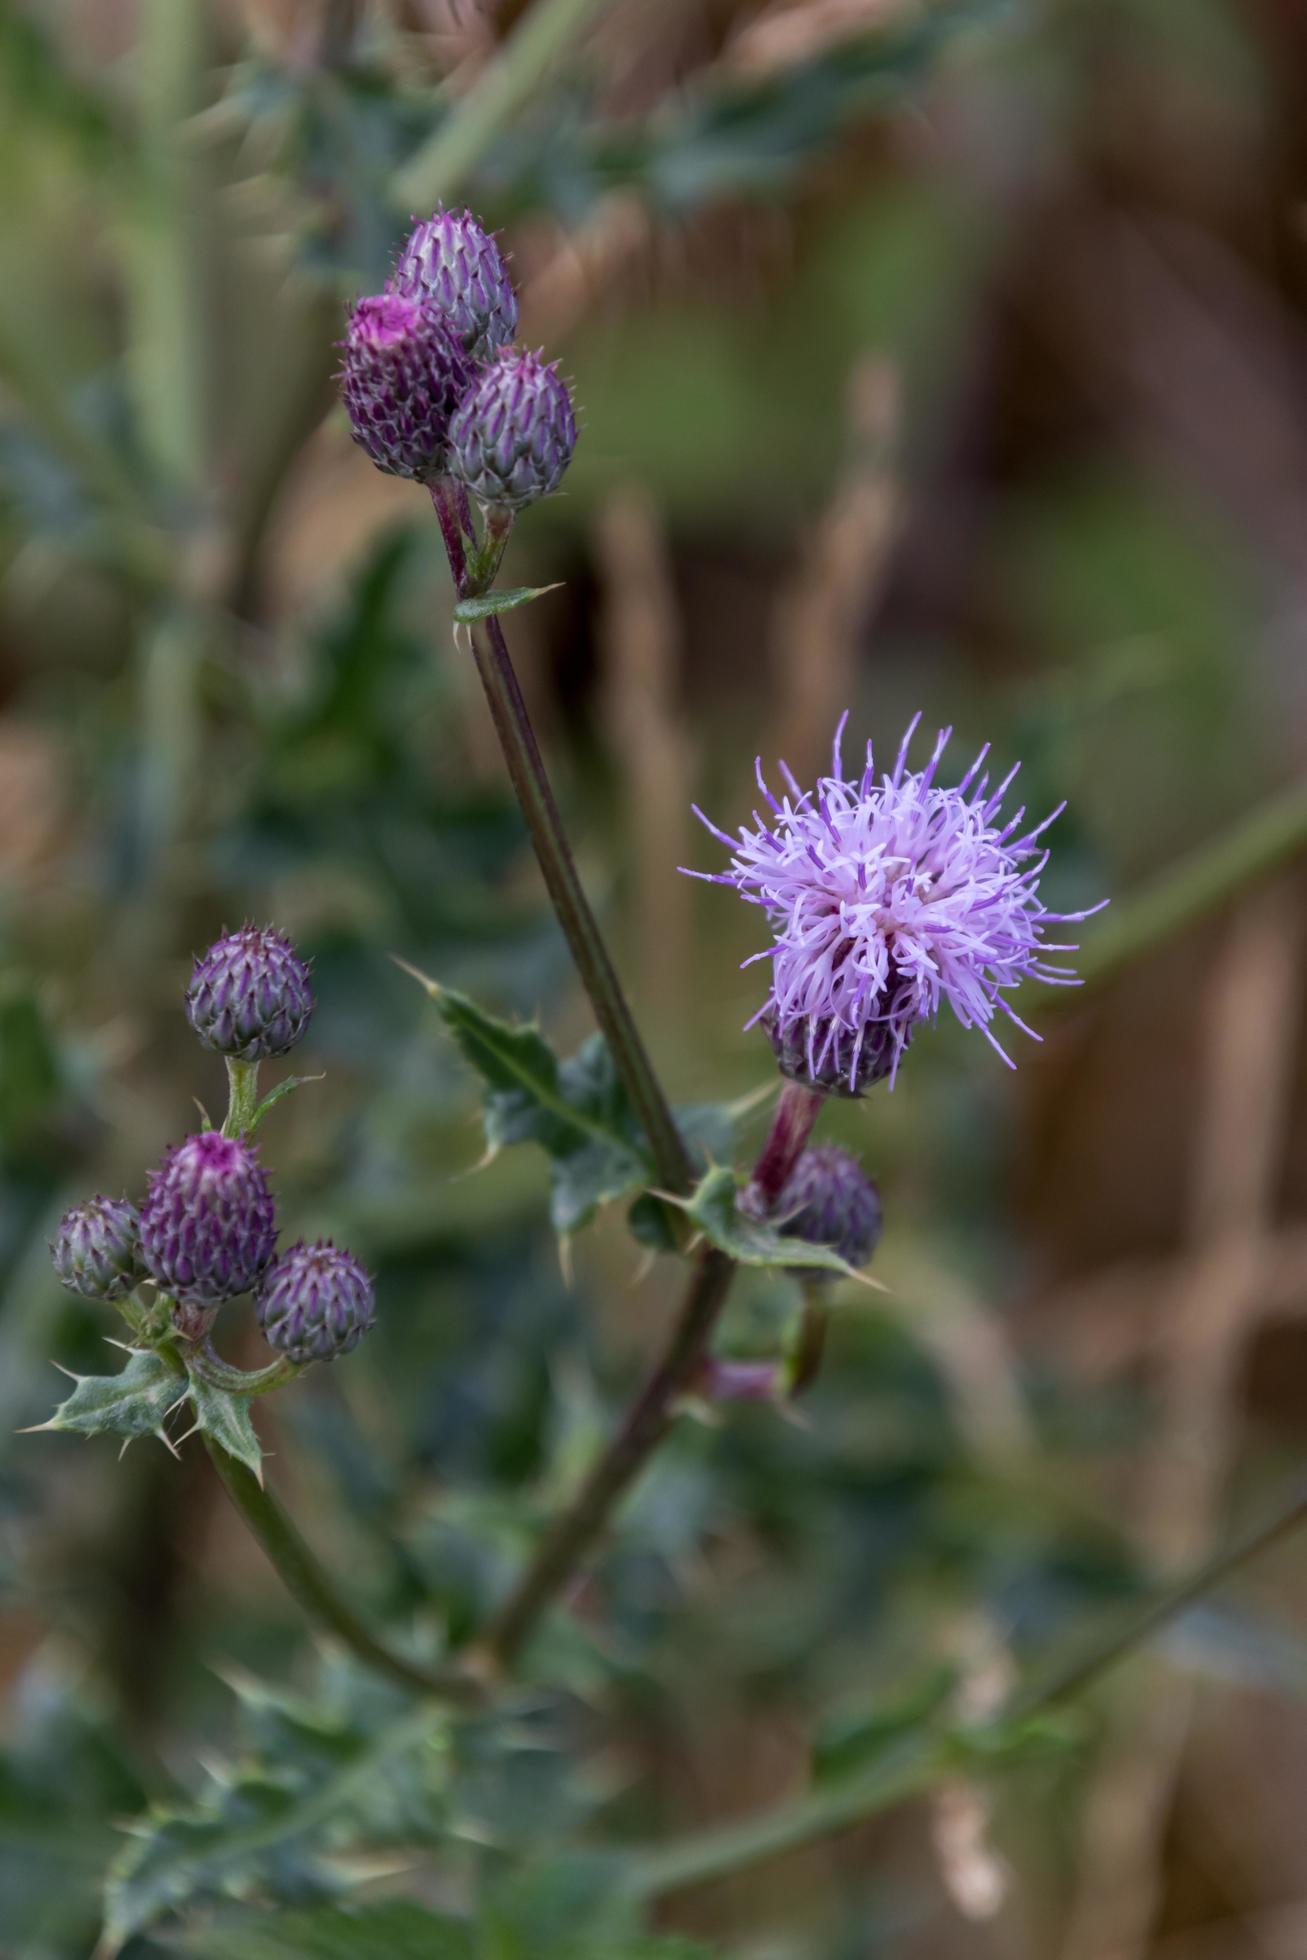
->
[256,1240,375,1362]
[185,925,314,1062]
[769,1011,903,1099]
[392,208,518,360]
[141,1133,277,1306]
[51,1196,144,1303]
[777,1144,882,1274]
[447,350,577,511]
[340,292,473,482]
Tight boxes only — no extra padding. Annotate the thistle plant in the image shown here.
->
[37,198,1307,1960]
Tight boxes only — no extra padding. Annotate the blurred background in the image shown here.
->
[3,1,1307,1955]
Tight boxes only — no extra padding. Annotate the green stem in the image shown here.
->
[202,1437,482,1704]
[427,505,737,1669]
[395,0,621,209]
[629,1471,1307,1898]
[222,1058,261,1138]
[432,484,693,1196]
[188,1342,303,1397]
[468,609,694,1194]
[126,0,209,495]
[629,1740,945,1901]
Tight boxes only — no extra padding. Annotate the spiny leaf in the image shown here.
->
[667,1165,881,1283]
[250,1071,325,1132]
[397,962,652,1235]
[451,583,562,625]
[36,1349,182,1445]
[103,1699,450,1948]
[184,1375,264,1481]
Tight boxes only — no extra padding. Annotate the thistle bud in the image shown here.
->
[51,1196,144,1303]
[447,350,577,511]
[777,1144,882,1274]
[185,925,314,1063]
[256,1240,375,1362]
[340,292,473,482]
[391,208,518,360]
[768,1012,902,1099]
[140,1133,277,1306]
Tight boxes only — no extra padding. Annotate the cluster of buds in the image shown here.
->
[51,928,374,1365]
[340,208,577,514]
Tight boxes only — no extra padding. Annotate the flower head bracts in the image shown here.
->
[340,292,473,482]
[391,207,518,360]
[140,1132,277,1306]
[687,713,1105,1094]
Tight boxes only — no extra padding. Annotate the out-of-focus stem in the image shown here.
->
[126,0,209,496]
[629,1472,1307,1899]
[1069,778,1307,1001]
[396,0,621,209]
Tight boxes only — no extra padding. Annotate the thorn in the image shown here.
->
[629,1249,658,1288]
[390,952,441,997]
[558,1235,574,1289]
[51,1362,82,1382]
[156,1427,182,1460]
[16,1419,59,1434]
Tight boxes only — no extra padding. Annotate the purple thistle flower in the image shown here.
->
[777,1144,883,1273]
[51,1195,144,1303]
[391,208,518,360]
[447,349,577,511]
[339,291,473,482]
[140,1133,277,1306]
[256,1240,375,1362]
[686,713,1105,1095]
[185,924,314,1062]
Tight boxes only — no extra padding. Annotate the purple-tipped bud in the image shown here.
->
[340,292,474,482]
[256,1239,375,1362]
[185,925,314,1062]
[140,1133,277,1306]
[777,1144,883,1275]
[51,1196,144,1303]
[392,208,518,360]
[447,350,577,511]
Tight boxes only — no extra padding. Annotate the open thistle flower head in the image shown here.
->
[185,924,314,1062]
[447,349,577,511]
[777,1144,883,1274]
[391,207,518,360]
[256,1239,375,1362]
[687,713,1104,1095]
[51,1195,144,1303]
[140,1132,277,1306]
[340,291,473,482]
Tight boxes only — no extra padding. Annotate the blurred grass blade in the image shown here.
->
[395,0,621,210]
